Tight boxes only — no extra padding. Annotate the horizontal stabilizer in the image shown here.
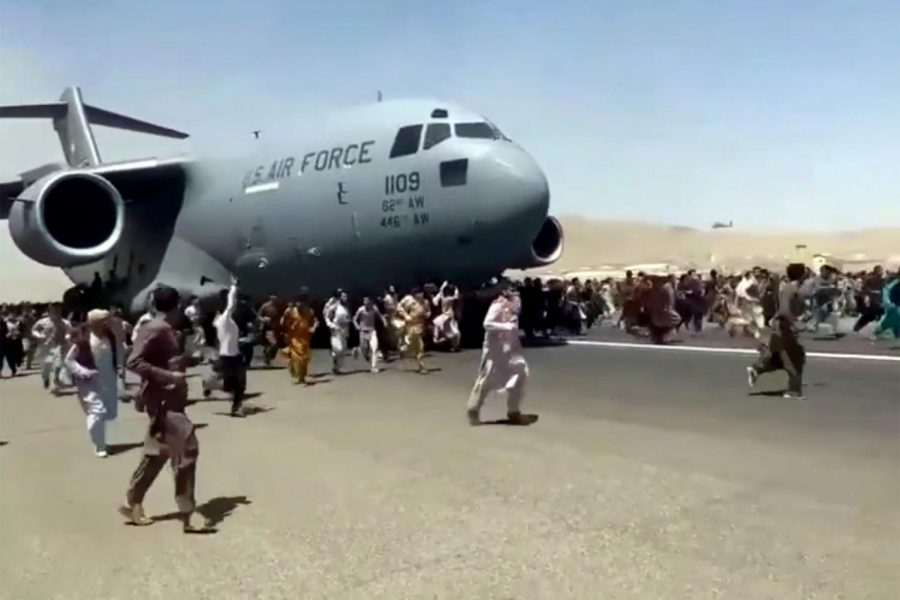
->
[83,104,188,139]
[0,101,188,139]
[0,103,66,119]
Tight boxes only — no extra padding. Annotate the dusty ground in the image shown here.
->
[0,336,897,599]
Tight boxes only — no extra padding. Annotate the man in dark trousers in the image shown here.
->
[0,311,13,378]
[853,266,885,334]
[747,263,808,399]
[120,285,216,533]
[214,278,247,416]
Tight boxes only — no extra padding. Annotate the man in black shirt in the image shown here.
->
[747,263,807,399]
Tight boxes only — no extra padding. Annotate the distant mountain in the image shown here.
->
[547,216,900,273]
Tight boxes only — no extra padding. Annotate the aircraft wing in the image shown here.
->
[0,156,193,218]
[0,180,23,218]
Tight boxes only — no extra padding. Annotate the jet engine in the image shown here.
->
[7,171,125,267]
[519,215,564,268]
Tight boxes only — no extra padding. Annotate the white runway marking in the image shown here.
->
[567,339,900,363]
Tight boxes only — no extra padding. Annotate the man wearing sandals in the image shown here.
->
[120,285,216,534]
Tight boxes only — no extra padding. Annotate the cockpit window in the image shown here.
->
[423,123,451,150]
[454,122,498,139]
[485,119,511,141]
[390,125,423,158]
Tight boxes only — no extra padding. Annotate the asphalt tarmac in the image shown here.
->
[576,314,900,357]
[0,335,897,599]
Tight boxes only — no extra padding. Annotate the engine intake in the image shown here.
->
[524,215,564,267]
[8,171,125,267]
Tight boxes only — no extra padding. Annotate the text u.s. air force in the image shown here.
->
[242,140,376,188]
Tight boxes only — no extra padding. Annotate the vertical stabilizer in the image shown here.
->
[55,86,102,167]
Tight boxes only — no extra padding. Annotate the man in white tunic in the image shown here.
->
[64,310,119,457]
[432,281,461,351]
[467,287,530,426]
[183,296,205,361]
[324,291,352,374]
[353,296,385,373]
[735,271,764,339]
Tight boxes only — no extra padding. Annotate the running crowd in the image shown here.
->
[0,263,896,532]
[0,278,528,532]
[520,264,900,343]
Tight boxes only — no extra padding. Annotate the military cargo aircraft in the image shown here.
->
[0,87,562,312]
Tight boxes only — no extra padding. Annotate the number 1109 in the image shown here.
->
[385,172,420,195]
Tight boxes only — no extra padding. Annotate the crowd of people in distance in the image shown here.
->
[518,264,900,345]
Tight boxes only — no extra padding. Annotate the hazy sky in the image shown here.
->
[1,0,899,235]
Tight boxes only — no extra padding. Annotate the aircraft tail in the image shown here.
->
[0,86,189,167]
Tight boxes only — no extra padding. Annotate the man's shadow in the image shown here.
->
[188,392,264,406]
[213,406,275,418]
[477,414,539,426]
[331,367,373,376]
[153,495,252,528]
[6,371,37,379]
[400,366,442,374]
[107,442,143,456]
[309,371,335,378]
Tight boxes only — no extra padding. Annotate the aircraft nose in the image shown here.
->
[486,145,550,227]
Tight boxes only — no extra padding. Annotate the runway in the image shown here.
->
[0,339,897,599]
[574,314,900,359]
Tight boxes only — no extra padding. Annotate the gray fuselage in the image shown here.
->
[65,100,552,311]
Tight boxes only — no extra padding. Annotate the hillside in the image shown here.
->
[547,216,900,273]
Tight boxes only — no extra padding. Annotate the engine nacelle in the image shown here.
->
[8,171,125,268]
[513,215,564,268]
